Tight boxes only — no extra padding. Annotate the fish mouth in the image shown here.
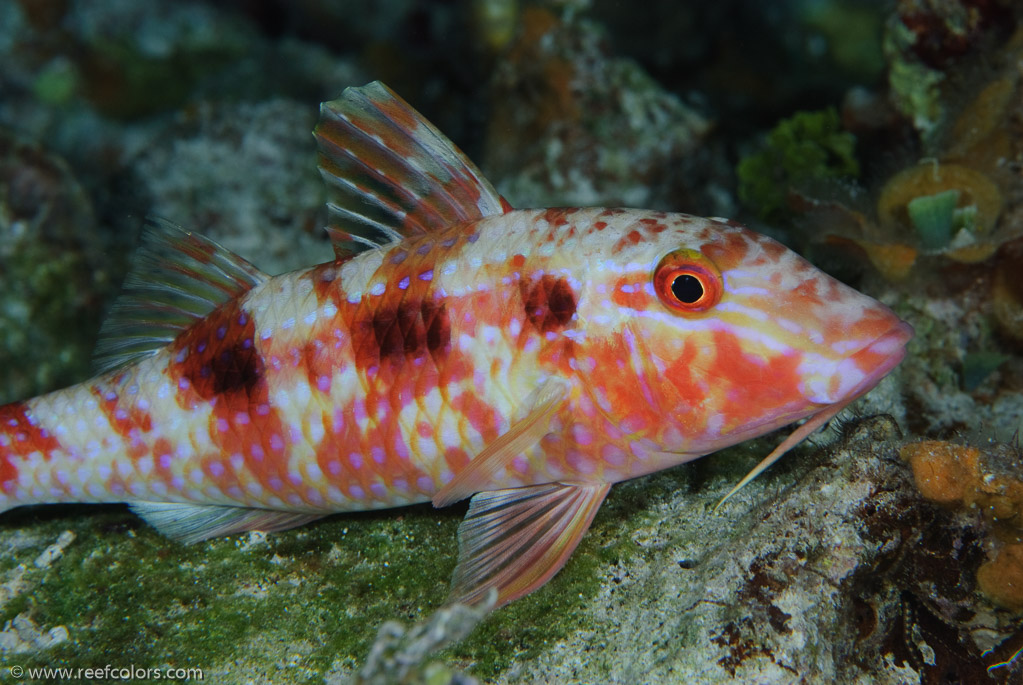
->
[715,319,914,510]
[839,319,914,402]
[802,319,914,406]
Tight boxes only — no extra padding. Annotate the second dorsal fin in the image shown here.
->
[93,218,269,373]
[314,81,508,256]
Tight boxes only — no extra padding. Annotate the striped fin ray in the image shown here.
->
[93,218,269,373]
[449,482,610,608]
[314,81,506,256]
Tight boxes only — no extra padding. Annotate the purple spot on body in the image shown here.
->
[350,485,365,499]
[270,434,285,451]
[349,452,363,470]
[418,269,433,281]
[288,471,302,485]
[159,454,173,470]
[372,447,385,465]
[441,237,456,248]
[467,232,480,243]
[238,313,248,325]
[390,250,408,265]
[602,444,627,467]
[250,445,265,460]
[417,242,433,255]
[269,477,283,491]
[369,482,387,498]
[216,326,227,340]
[197,341,207,353]
[209,462,226,477]
[328,460,342,475]
[416,475,434,492]
[398,276,410,290]
[317,375,331,391]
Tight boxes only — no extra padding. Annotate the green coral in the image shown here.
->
[737,108,860,221]
[907,188,960,250]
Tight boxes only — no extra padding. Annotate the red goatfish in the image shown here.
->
[0,82,913,607]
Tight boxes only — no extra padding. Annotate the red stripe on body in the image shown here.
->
[90,383,153,460]
[0,401,60,494]
[169,297,296,500]
[303,234,469,500]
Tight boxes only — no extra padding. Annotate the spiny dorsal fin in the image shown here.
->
[93,218,269,373]
[314,81,507,256]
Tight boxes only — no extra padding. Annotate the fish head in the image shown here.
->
[577,211,913,463]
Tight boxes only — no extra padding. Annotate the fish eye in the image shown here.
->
[653,249,722,313]
[671,274,703,303]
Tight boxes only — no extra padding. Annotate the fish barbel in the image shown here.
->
[0,82,913,607]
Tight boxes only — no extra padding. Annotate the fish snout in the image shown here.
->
[800,319,914,406]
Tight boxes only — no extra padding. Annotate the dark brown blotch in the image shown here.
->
[521,275,577,332]
[173,300,265,403]
[353,298,450,368]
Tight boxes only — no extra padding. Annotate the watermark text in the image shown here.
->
[8,664,203,680]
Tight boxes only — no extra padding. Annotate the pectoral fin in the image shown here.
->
[449,482,610,607]
[432,379,568,508]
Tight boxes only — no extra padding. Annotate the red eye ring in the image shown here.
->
[653,249,722,313]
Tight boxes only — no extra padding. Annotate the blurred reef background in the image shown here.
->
[2,0,1023,682]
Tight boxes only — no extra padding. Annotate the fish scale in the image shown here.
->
[0,82,913,608]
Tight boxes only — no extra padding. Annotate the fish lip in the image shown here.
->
[838,319,915,402]
[800,319,914,407]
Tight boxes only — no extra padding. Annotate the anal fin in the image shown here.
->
[130,502,322,544]
[449,482,610,608]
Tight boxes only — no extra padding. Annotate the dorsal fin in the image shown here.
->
[314,81,507,256]
[93,218,269,373]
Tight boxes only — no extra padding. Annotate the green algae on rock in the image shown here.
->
[736,108,859,223]
[0,131,112,405]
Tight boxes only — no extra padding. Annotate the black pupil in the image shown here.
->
[671,274,703,303]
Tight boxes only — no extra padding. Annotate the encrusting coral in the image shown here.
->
[901,439,1023,610]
